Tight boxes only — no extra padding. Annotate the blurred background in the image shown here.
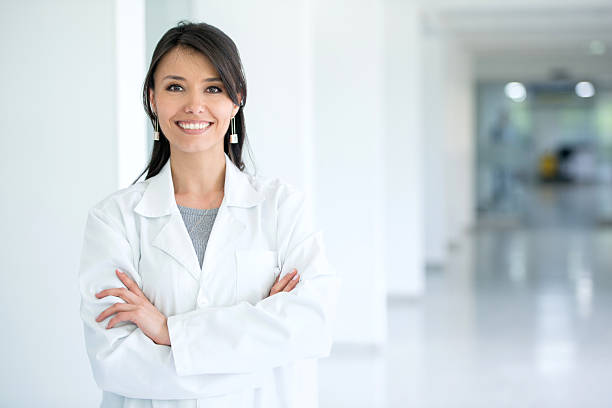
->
[1,0,612,406]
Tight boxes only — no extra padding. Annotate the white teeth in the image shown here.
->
[178,121,210,130]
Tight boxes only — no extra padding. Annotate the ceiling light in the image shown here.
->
[504,82,526,102]
[575,81,595,98]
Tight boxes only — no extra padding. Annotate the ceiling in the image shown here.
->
[421,0,612,83]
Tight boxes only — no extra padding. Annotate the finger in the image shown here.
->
[106,311,136,329]
[116,269,144,296]
[275,269,297,289]
[268,274,280,296]
[96,303,135,322]
[269,269,297,295]
[269,282,278,296]
[282,274,300,292]
[95,287,138,304]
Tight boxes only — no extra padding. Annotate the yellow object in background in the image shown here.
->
[539,153,558,179]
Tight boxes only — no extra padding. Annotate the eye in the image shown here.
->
[206,86,223,94]
[166,84,183,92]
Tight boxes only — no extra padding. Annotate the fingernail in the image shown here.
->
[292,273,299,281]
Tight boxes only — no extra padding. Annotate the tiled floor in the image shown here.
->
[319,183,612,407]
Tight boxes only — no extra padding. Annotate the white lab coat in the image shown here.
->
[78,153,338,408]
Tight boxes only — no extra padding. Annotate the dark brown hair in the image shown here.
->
[133,20,249,184]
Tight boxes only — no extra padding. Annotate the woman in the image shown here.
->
[79,21,338,408]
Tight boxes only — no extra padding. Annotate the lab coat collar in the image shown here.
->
[135,153,264,218]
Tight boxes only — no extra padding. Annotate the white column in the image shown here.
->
[422,27,475,265]
[384,0,426,297]
[312,0,388,344]
[116,0,147,187]
[422,30,449,266]
[441,39,475,243]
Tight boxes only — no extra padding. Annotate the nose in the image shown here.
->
[184,91,205,114]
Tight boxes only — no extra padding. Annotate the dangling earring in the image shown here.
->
[230,116,238,144]
[153,114,160,141]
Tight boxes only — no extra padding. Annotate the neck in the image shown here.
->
[170,147,226,198]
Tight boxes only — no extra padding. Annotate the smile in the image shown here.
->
[176,120,212,130]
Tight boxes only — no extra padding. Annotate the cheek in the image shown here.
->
[156,98,178,122]
[211,105,235,126]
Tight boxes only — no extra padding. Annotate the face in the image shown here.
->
[149,46,240,155]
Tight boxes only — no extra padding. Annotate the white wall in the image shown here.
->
[384,0,426,297]
[0,1,117,406]
[311,0,388,344]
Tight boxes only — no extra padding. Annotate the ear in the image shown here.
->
[149,88,156,114]
[231,92,243,117]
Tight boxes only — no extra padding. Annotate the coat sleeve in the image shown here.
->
[78,203,265,400]
[166,186,340,375]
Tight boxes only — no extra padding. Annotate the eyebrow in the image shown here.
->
[162,75,222,82]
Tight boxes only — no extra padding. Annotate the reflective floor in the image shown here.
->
[319,183,612,407]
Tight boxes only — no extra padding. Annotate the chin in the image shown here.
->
[170,137,223,154]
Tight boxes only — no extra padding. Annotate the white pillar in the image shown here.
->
[441,39,475,243]
[422,28,449,266]
[312,0,388,344]
[384,0,426,297]
[116,0,147,187]
[422,28,475,265]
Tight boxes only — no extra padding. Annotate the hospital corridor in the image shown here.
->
[319,183,612,407]
[1,0,612,406]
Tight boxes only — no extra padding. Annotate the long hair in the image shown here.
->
[133,21,250,184]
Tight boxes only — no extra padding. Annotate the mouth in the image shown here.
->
[175,120,213,134]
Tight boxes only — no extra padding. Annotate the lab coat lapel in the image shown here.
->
[199,204,244,281]
[134,153,264,284]
[134,158,201,281]
[153,213,202,281]
[200,154,265,281]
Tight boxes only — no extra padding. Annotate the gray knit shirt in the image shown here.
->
[177,204,219,268]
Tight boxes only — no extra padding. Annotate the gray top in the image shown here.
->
[177,204,219,268]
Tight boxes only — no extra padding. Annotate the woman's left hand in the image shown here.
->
[95,269,171,346]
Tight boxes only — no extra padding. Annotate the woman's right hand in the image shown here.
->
[267,268,300,297]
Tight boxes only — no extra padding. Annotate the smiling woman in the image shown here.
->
[149,47,237,155]
[78,21,338,408]
[137,21,248,184]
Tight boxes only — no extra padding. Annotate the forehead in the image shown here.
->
[155,46,218,79]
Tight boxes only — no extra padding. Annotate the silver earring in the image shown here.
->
[153,115,159,141]
[230,116,238,144]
